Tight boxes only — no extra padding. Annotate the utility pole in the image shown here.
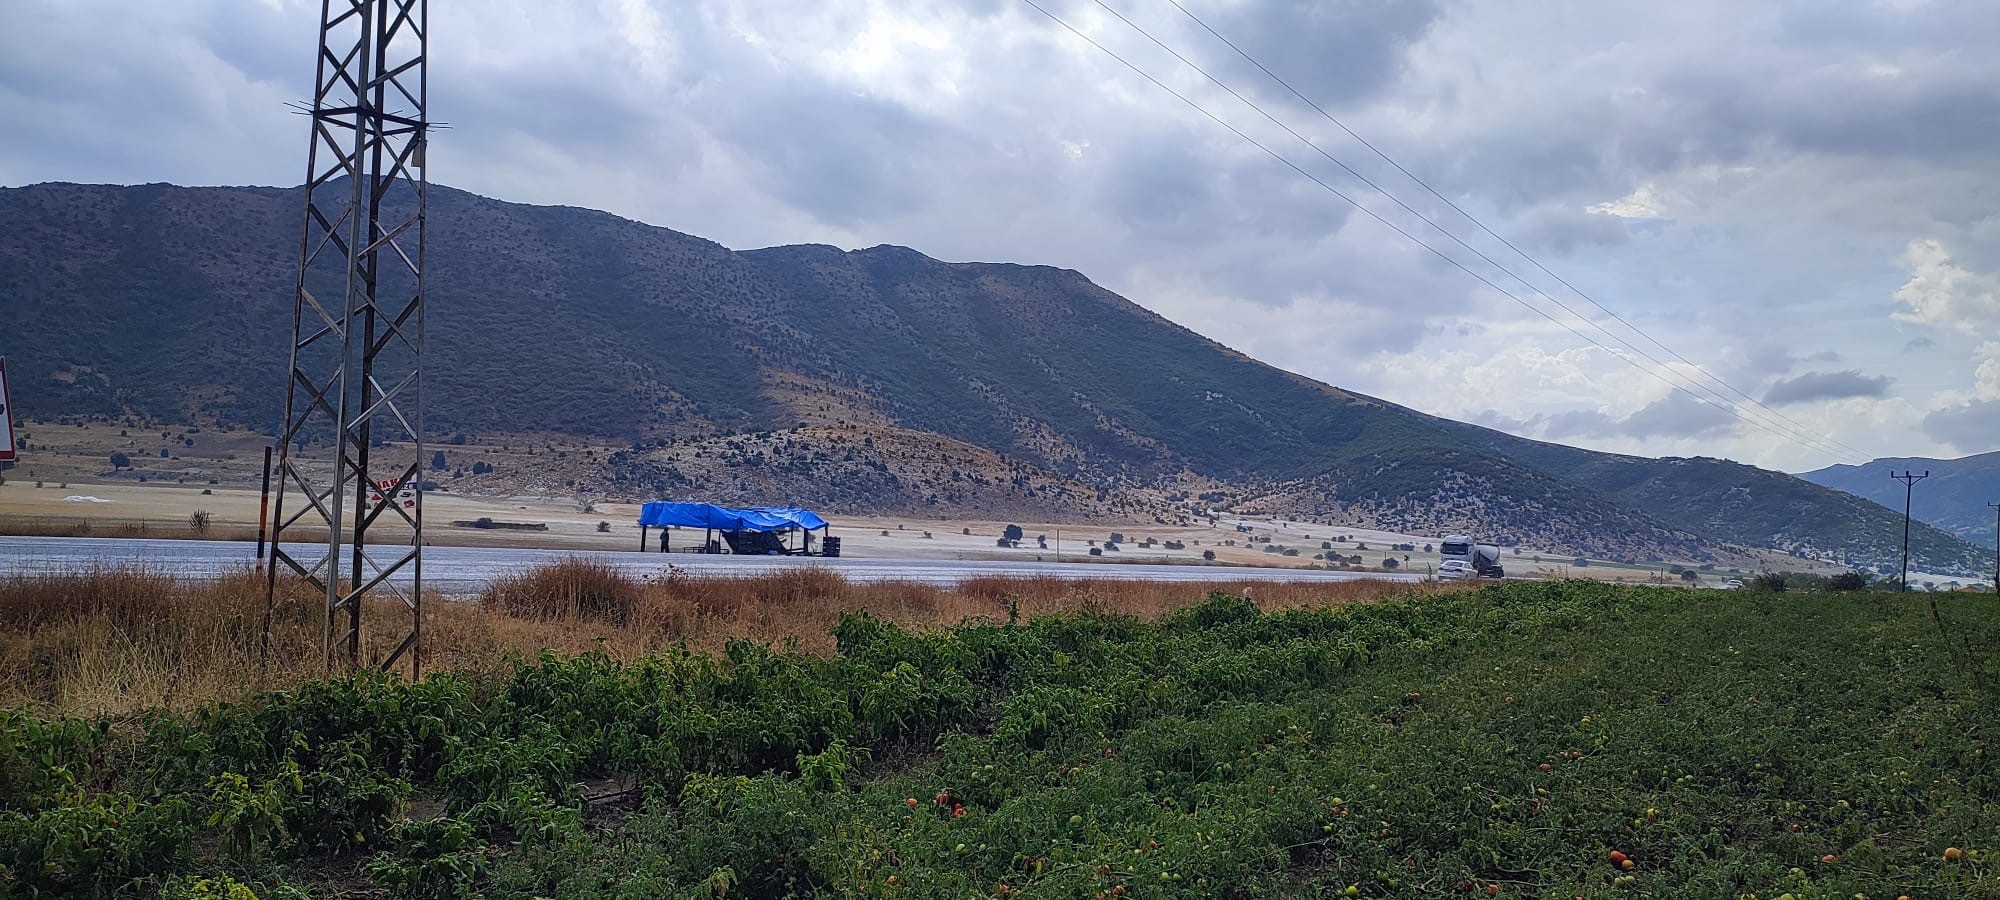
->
[1989,502,1999,595]
[1890,471,1929,592]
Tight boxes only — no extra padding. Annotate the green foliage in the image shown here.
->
[366,817,490,900]
[2,584,1997,898]
[0,791,195,897]
[204,767,292,860]
[1752,572,1791,592]
[1830,570,1871,591]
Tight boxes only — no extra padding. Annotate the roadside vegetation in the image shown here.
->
[2,572,1995,898]
[0,563,1430,715]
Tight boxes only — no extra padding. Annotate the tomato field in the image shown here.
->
[3,580,1997,898]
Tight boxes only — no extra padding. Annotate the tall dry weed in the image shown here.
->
[0,561,1448,715]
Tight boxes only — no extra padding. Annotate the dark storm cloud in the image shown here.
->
[1543,392,1737,441]
[1762,370,1891,405]
[1511,207,1630,255]
[705,81,956,227]
[1923,399,2000,453]
[1097,139,1220,239]
[1198,0,1443,110]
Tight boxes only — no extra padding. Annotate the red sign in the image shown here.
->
[0,359,15,464]
[368,478,418,509]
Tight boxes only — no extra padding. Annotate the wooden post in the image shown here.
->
[255,445,273,565]
[639,524,648,552]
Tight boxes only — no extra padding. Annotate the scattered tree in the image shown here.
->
[1381,557,1400,569]
[1829,571,1869,591]
[109,451,131,469]
[1750,572,1789,592]
[1003,524,1024,542]
[430,450,448,470]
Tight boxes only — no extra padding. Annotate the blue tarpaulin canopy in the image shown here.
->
[637,502,829,532]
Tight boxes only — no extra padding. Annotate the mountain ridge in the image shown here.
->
[0,180,1986,576]
[1803,452,2000,550]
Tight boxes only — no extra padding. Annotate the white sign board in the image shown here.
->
[0,359,15,463]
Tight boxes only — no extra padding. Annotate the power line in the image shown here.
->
[1080,0,1868,464]
[1157,0,1876,463]
[1018,0,1866,463]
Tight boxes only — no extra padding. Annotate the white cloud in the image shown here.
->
[1587,183,1672,219]
[4,0,2000,466]
[1892,239,2000,333]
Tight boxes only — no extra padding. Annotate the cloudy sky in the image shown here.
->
[4,0,1997,472]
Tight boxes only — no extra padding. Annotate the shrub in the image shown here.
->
[480,558,641,623]
[1381,557,1399,569]
[1829,571,1869,591]
[1750,572,1789,592]
[110,451,131,469]
[188,511,212,535]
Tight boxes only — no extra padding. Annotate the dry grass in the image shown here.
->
[0,515,266,542]
[0,561,1457,716]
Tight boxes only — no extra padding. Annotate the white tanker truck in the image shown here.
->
[1438,535,1503,579]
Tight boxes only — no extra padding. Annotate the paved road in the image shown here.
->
[0,536,1423,595]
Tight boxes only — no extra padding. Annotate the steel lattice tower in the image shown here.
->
[266,0,429,675]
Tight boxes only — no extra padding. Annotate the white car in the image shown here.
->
[1437,560,1474,581]
[1721,579,1745,590]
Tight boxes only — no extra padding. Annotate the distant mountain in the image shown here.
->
[1,181,1988,575]
[1802,452,2000,550]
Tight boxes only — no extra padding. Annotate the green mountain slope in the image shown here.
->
[0,181,1985,574]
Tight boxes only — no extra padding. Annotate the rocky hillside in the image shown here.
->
[1,181,1986,573]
